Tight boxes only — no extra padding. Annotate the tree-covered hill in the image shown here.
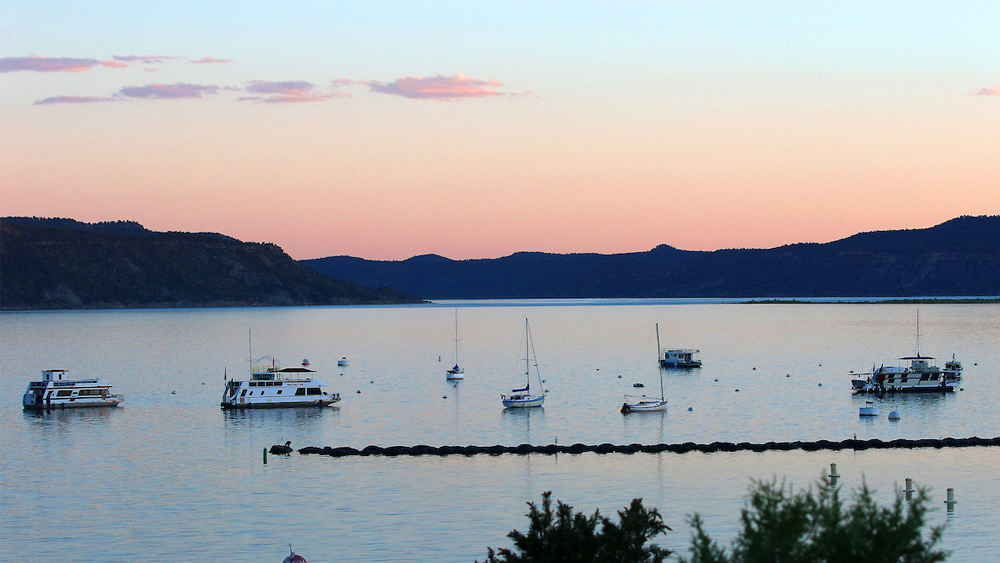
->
[302,215,1000,299]
[0,218,421,310]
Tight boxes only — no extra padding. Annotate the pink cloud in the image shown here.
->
[976,85,999,96]
[118,82,218,99]
[365,73,504,99]
[34,95,116,105]
[1,56,126,73]
[191,57,232,64]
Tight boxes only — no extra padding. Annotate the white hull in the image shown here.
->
[502,395,544,408]
[221,358,341,409]
[446,368,464,380]
[622,398,667,413]
[23,371,123,410]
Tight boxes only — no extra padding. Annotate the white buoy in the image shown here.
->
[945,488,957,506]
[904,477,914,492]
[889,410,901,420]
[829,462,840,478]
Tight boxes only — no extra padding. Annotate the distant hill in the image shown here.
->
[301,216,1000,299]
[0,218,421,310]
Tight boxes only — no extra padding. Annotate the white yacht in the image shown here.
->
[850,313,962,394]
[850,356,960,393]
[221,357,341,409]
[22,369,123,410]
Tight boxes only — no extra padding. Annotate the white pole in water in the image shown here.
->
[945,488,957,509]
[829,462,840,486]
[904,477,914,500]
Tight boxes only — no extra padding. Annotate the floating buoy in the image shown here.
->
[171,390,176,394]
[617,375,622,378]
[786,374,791,377]
[944,488,957,507]
[904,477,914,493]
[283,545,307,563]
[687,407,693,411]
[714,378,719,382]
[370,380,374,384]
[752,367,756,371]
[356,390,361,394]
[735,389,740,392]
[442,395,448,399]
[889,410,901,420]
[201,382,206,385]
[818,383,823,387]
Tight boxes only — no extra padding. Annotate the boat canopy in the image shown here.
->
[511,386,529,393]
[899,355,935,360]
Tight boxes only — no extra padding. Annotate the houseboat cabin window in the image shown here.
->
[56,390,73,397]
[295,388,306,396]
[307,388,321,395]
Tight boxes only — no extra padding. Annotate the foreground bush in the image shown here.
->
[682,477,948,563]
[479,491,672,563]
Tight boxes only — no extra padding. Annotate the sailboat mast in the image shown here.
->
[453,308,460,365]
[655,323,662,367]
[916,309,921,357]
[525,318,530,390]
[656,323,665,400]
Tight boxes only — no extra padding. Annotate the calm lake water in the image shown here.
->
[2,301,998,562]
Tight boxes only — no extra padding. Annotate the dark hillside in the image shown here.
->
[1,219,420,310]
[302,215,1000,298]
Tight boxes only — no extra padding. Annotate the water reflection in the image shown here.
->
[501,406,544,444]
[221,405,338,431]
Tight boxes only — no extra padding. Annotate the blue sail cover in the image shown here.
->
[511,386,529,393]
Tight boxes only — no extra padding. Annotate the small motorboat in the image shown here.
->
[337,357,349,367]
[859,400,880,416]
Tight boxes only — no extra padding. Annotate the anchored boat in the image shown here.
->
[446,309,464,380]
[221,357,341,409]
[22,369,123,410]
[501,319,546,408]
[850,313,962,394]
[622,324,669,413]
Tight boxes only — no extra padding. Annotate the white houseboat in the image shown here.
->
[22,370,123,410]
[221,357,341,409]
[660,349,702,368]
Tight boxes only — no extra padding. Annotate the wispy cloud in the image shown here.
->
[191,57,232,64]
[1,56,125,73]
[112,55,179,65]
[975,85,999,96]
[365,73,504,99]
[241,80,350,103]
[34,95,117,105]
[118,82,218,99]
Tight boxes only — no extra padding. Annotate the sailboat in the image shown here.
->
[621,324,668,413]
[446,309,465,380]
[501,318,546,408]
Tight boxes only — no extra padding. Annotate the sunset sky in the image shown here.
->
[2,1,998,260]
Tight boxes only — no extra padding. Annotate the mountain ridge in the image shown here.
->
[301,215,1000,299]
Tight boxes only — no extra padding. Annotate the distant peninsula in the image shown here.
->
[301,215,1000,299]
[0,217,421,310]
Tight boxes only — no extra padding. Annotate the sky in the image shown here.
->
[1,1,998,261]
